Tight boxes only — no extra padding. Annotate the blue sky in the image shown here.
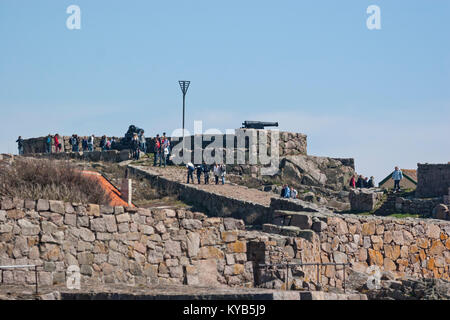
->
[0,0,449,182]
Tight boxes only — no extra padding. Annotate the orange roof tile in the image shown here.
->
[81,170,134,207]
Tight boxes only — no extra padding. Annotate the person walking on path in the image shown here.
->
[392,167,403,193]
[219,164,226,185]
[195,164,203,184]
[16,136,24,155]
[131,133,140,160]
[202,161,210,184]
[213,163,220,185]
[154,134,161,166]
[46,134,52,153]
[186,162,195,184]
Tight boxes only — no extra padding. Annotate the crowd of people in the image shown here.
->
[186,162,226,185]
[150,132,170,165]
[349,175,376,189]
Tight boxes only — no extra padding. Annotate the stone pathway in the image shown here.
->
[135,165,275,207]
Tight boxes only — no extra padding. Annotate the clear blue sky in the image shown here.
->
[1,0,449,182]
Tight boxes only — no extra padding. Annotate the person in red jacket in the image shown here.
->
[54,134,61,153]
[349,175,356,188]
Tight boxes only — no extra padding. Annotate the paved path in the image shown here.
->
[135,165,274,207]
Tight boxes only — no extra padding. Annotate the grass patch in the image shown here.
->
[0,158,112,204]
[387,213,421,219]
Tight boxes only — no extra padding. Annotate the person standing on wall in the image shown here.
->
[131,133,140,160]
[81,136,88,152]
[367,176,375,188]
[139,130,146,155]
[356,175,364,188]
[392,167,403,193]
[16,136,24,155]
[349,175,356,188]
[54,134,61,153]
[45,134,52,153]
[100,135,107,151]
[88,134,94,152]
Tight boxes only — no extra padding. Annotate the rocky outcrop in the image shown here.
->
[279,155,355,191]
[349,188,384,212]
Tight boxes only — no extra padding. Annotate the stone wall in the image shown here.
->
[265,210,450,285]
[416,163,450,198]
[374,193,443,218]
[22,128,308,159]
[22,150,130,163]
[0,198,449,292]
[0,197,286,288]
[22,136,121,154]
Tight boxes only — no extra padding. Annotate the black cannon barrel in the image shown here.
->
[242,121,279,129]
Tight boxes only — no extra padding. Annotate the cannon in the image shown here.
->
[241,121,279,129]
[121,125,144,148]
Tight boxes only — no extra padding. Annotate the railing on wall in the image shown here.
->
[257,262,350,293]
[0,265,39,295]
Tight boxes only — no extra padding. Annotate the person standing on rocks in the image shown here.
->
[356,175,364,188]
[281,184,287,197]
[284,185,291,198]
[367,176,375,188]
[290,188,298,199]
[349,175,356,188]
[16,136,24,155]
[392,167,403,193]
[363,177,369,188]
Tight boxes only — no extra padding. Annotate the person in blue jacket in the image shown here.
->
[392,167,403,192]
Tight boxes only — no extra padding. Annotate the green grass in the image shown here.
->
[386,213,421,219]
